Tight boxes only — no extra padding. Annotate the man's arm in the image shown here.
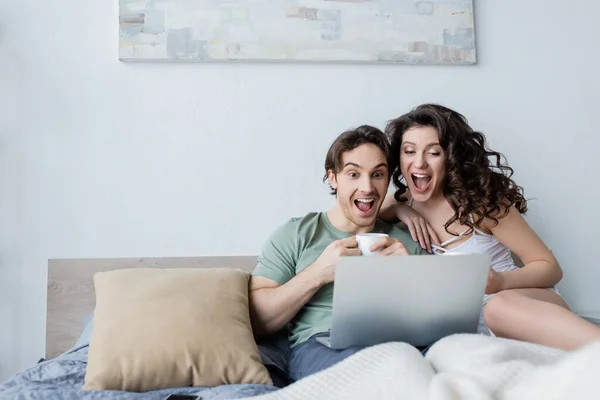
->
[249,270,326,338]
[249,223,359,338]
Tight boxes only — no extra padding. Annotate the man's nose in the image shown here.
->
[359,176,374,192]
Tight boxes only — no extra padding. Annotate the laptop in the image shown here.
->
[315,253,491,349]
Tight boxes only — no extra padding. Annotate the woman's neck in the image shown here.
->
[416,193,449,212]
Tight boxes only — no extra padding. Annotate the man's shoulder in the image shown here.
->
[254,213,324,283]
[375,218,405,235]
[288,211,322,225]
[255,212,324,277]
[275,211,321,230]
[376,219,423,253]
[268,212,323,243]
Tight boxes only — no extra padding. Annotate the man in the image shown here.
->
[249,125,426,382]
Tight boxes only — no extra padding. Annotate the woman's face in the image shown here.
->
[399,126,447,203]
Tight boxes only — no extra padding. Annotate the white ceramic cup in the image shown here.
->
[356,233,389,256]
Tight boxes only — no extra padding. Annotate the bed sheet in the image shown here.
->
[0,344,280,400]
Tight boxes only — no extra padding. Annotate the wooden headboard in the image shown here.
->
[46,256,258,359]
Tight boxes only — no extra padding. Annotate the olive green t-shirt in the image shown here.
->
[251,211,425,348]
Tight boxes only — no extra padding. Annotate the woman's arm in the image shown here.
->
[487,206,563,291]
[379,192,440,253]
[379,193,404,222]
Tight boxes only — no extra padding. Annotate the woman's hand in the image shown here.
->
[395,203,440,253]
[485,268,506,294]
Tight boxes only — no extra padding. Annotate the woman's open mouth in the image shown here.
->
[411,174,431,193]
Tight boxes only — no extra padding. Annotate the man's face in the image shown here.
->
[328,143,389,230]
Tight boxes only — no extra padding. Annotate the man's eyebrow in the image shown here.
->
[342,162,388,169]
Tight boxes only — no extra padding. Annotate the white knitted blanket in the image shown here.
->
[241,334,600,400]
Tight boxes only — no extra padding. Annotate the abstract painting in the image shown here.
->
[119,0,476,64]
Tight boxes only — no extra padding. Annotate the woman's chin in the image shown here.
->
[409,185,434,202]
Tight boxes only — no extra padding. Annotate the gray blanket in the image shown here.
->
[0,345,280,400]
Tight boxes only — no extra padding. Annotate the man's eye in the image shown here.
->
[348,172,357,178]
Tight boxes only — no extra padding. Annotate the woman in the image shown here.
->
[379,103,600,351]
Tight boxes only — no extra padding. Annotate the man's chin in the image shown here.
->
[350,213,378,228]
[355,205,382,222]
[338,202,381,230]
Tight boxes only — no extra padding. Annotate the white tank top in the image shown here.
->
[427,213,520,309]
[407,198,518,273]
[413,202,563,333]
[430,216,518,274]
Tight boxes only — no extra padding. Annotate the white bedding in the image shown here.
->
[240,333,599,400]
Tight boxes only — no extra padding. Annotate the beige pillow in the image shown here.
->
[83,267,272,392]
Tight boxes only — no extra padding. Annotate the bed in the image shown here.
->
[1,256,286,400]
[1,257,599,400]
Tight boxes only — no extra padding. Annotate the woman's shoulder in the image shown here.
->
[475,203,526,234]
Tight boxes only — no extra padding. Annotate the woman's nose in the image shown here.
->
[414,154,428,168]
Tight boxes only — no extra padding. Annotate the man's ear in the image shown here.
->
[327,169,337,190]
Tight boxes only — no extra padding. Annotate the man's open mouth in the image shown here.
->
[354,198,375,213]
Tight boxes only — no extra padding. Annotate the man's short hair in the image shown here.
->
[323,125,395,196]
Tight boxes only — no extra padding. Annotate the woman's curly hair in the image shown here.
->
[385,104,527,235]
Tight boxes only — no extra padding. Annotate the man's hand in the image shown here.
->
[305,237,361,285]
[485,268,505,294]
[369,237,410,256]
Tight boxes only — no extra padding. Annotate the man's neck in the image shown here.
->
[326,207,376,234]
